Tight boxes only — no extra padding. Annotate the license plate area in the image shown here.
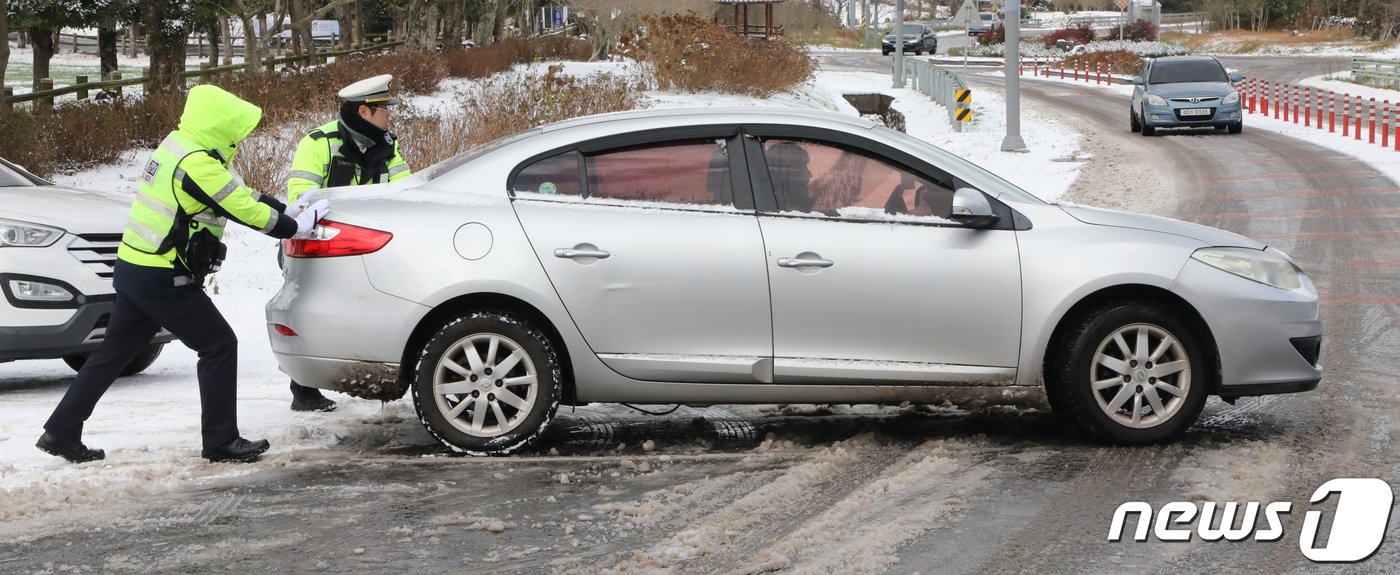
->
[1180,108,1212,117]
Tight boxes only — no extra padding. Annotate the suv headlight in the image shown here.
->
[1146,94,1168,107]
[0,218,64,247]
[1223,91,1240,104]
[1191,247,1303,290]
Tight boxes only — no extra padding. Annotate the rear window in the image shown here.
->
[1149,61,1228,84]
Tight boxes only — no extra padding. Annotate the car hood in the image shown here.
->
[1058,204,1265,249]
[0,184,131,233]
[883,34,920,41]
[1147,82,1235,98]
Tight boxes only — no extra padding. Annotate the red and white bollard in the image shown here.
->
[1343,97,1350,137]
[1303,87,1311,127]
[1383,101,1390,148]
[1356,98,1363,140]
[1316,89,1324,129]
[1329,92,1336,133]
[1370,98,1377,144]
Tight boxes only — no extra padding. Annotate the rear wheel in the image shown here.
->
[1046,301,1209,444]
[63,343,165,377]
[411,311,562,455]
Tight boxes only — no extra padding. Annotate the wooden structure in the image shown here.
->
[715,0,785,39]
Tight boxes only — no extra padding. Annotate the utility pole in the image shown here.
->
[893,0,905,88]
[1001,0,1027,151]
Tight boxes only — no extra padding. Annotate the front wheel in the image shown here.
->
[1129,110,1142,133]
[411,310,562,455]
[63,343,165,377]
[1228,122,1243,134]
[1046,301,1209,444]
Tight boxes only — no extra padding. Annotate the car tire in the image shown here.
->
[62,343,165,377]
[1130,111,1141,133]
[1141,123,1156,136]
[914,48,922,55]
[411,310,562,455]
[882,49,891,56]
[1046,301,1209,444]
[1228,122,1243,134]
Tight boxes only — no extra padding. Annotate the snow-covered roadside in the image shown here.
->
[0,59,1085,532]
[1298,70,1400,104]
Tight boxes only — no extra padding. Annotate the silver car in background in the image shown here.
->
[267,108,1321,454]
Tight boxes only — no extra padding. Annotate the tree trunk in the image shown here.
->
[30,26,54,91]
[221,17,234,65]
[491,0,509,43]
[98,28,118,77]
[0,0,10,96]
[207,20,220,66]
[144,12,190,92]
[338,3,352,48]
[241,15,262,72]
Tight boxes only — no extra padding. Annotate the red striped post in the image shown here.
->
[1303,87,1311,127]
[1316,89,1324,129]
[1262,82,1270,116]
[1370,98,1377,144]
[1249,80,1258,113]
[1329,92,1336,133]
[1383,101,1391,148]
[1274,83,1281,119]
[1286,85,1293,123]
[1060,60,1064,79]
[1343,97,1350,137]
[1356,98,1363,140]
[1096,62,1102,84]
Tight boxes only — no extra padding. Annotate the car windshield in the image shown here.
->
[1149,61,1228,84]
[980,13,994,21]
[0,160,45,187]
[898,24,923,34]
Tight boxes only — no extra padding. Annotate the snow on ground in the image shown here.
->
[0,57,1085,529]
[1298,70,1400,103]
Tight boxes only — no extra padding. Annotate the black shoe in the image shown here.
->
[36,432,105,463]
[291,395,337,412]
[201,437,270,463]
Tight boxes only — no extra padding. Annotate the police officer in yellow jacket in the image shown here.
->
[38,84,330,464]
[283,74,410,412]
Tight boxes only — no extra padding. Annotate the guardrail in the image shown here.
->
[3,39,404,110]
[899,58,972,131]
[1352,57,1400,89]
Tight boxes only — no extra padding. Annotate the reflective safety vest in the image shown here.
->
[118,131,280,270]
[287,120,412,204]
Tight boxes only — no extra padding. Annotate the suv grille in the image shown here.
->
[1169,97,1220,103]
[68,234,122,279]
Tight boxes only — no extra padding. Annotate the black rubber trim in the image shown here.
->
[1217,378,1321,399]
[0,300,175,361]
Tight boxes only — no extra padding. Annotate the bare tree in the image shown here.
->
[225,0,353,72]
[0,0,8,98]
[572,0,715,60]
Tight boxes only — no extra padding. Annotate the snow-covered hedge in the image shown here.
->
[963,40,1189,59]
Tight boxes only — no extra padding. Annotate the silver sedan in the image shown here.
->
[266,108,1322,454]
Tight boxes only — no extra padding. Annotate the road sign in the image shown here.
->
[953,0,977,30]
[956,108,973,122]
[1114,0,1130,8]
[956,89,972,102]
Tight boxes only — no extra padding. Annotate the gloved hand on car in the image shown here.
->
[292,199,331,239]
[285,189,319,218]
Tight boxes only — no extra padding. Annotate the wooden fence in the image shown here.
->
[3,39,405,111]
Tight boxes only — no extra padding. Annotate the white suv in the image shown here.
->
[0,157,172,374]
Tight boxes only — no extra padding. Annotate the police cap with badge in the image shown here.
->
[338,74,402,106]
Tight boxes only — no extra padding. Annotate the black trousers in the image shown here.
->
[44,260,240,449]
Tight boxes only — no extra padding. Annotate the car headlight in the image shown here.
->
[8,279,74,302]
[1146,94,1168,107]
[0,218,64,247]
[1223,91,1240,104]
[1191,247,1303,290]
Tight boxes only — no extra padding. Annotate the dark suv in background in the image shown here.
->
[882,23,937,55]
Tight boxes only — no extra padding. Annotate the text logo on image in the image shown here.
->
[1107,478,1394,563]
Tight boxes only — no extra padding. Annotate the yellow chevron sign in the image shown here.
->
[956,108,972,122]
[956,89,972,102]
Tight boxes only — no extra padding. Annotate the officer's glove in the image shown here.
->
[285,189,319,218]
[292,199,331,239]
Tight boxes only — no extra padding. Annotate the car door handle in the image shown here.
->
[554,248,611,259]
[777,257,833,268]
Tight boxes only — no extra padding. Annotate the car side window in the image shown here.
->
[513,150,582,196]
[760,138,955,221]
[583,139,735,206]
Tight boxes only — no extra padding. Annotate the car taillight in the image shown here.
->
[284,220,392,258]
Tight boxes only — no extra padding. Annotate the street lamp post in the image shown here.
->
[1002,0,1028,151]
[893,0,905,88]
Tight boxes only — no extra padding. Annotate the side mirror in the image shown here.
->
[1130,77,1144,85]
[950,188,1000,228]
[1229,72,1244,83]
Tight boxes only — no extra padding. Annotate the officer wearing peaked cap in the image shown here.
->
[281,74,412,412]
